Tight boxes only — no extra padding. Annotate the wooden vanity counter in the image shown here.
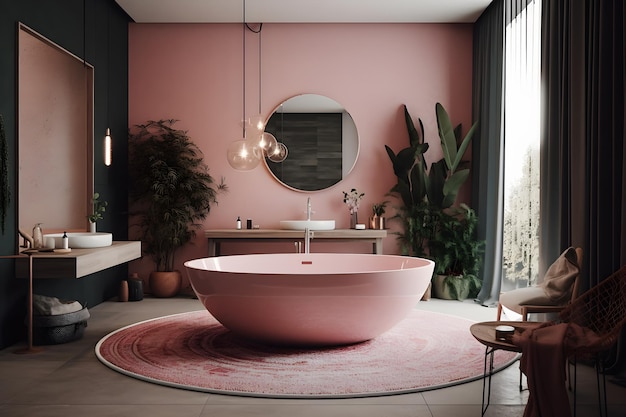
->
[205,229,387,256]
[15,241,141,279]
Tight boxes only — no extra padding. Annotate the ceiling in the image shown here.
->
[115,0,493,24]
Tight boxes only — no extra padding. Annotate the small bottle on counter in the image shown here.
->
[62,231,69,249]
[247,219,252,229]
[32,223,43,249]
[236,216,242,230]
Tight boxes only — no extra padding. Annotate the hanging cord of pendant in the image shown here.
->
[244,22,263,115]
[242,0,262,136]
[106,2,110,126]
[242,0,246,139]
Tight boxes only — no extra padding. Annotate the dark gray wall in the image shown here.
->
[0,0,131,349]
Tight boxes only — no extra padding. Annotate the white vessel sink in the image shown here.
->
[43,232,113,249]
[279,220,335,231]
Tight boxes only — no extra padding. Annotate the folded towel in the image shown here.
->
[32,294,83,316]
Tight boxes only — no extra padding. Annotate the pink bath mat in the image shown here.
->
[95,309,518,398]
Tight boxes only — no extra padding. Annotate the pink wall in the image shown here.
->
[128,23,474,292]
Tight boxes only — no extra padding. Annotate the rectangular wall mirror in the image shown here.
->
[18,23,94,235]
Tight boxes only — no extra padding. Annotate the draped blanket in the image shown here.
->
[512,322,604,417]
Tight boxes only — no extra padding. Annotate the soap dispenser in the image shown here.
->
[62,231,69,250]
[32,223,43,249]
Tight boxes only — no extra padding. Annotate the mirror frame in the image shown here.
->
[263,94,359,192]
[17,23,94,233]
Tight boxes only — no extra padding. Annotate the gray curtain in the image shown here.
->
[541,0,626,370]
[541,0,626,290]
[473,0,625,307]
[472,0,505,306]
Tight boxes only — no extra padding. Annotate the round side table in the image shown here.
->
[470,321,539,416]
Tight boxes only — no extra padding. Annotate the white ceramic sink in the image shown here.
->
[43,232,113,249]
[279,220,335,231]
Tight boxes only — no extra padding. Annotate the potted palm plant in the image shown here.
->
[128,119,227,297]
[385,103,483,300]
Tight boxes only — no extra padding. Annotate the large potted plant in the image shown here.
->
[128,119,226,297]
[385,103,483,300]
[429,204,483,300]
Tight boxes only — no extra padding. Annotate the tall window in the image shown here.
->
[501,0,542,291]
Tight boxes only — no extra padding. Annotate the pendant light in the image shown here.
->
[267,104,288,163]
[267,141,288,163]
[104,128,112,166]
[249,23,278,156]
[248,22,265,134]
[226,0,261,171]
[103,5,112,166]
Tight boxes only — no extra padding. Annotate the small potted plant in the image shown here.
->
[87,192,108,233]
[370,201,389,230]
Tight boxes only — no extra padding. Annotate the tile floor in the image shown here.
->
[1,296,626,417]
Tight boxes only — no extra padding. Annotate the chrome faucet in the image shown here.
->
[306,197,312,221]
[303,197,314,253]
[304,227,313,254]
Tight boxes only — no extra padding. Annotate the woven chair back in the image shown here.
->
[558,265,626,355]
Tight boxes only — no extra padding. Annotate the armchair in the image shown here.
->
[497,247,583,321]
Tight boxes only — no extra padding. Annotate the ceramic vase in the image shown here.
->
[369,215,386,230]
[89,221,96,233]
[118,280,129,302]
[350,212,358,229]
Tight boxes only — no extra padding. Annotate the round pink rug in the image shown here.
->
[95,309,518,398]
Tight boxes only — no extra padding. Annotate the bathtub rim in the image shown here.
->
[184,253,435,276]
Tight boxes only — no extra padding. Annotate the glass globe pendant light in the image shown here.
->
[267,142,288,163]
[249,114,265,133]
[266,103,288,163]
[226,0,261,171]
[227,138,261,170]
[257,131,278,154]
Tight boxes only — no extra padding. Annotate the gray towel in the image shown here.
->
[32,294,82,316]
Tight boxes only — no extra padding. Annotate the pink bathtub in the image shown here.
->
[184,253,434,346]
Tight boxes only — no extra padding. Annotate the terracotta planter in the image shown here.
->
[149,271,182,298]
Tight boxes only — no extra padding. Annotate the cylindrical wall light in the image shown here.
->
[104,128,112,166]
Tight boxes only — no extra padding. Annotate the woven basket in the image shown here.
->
[32,306,90,345]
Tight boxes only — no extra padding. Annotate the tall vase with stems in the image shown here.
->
[343,188,364,230]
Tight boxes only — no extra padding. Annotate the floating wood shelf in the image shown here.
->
[16,241,141,279]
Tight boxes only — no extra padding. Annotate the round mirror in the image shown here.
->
[263,94,359,192]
